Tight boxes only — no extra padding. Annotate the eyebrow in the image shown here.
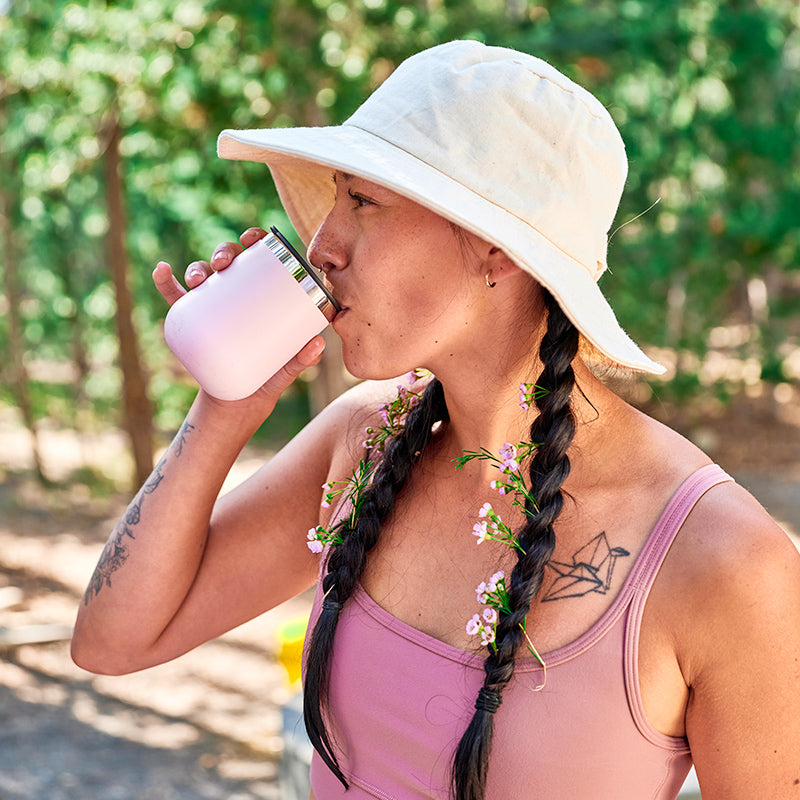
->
[332,171,355,185]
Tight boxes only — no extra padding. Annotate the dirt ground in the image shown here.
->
[0,388,798,800]
[0,417,313,800]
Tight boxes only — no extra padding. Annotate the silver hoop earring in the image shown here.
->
[485,272,496,288]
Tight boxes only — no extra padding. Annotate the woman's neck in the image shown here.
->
[430,357,618,482]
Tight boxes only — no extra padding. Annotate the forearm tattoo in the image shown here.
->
[83,421,196,605]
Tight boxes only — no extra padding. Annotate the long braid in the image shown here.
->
[452,290,579,800]
[304,378,449,786]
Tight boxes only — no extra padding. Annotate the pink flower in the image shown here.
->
[476,581,488,603]
[466,614,481,635]
[486,571,504,592]
[472,521,489,543]
[483,607,498,624]
[480,626,496,646]
[498,444,519,473]
[499,442,517,462]
[478,502,492,518]
[307,527,326,554]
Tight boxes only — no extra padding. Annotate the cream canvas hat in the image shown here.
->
[218,40,664,374]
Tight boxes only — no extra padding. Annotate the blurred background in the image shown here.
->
[1,1,798,798]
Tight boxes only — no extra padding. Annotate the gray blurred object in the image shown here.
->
[279,690,312,800]
[679,767,702,798]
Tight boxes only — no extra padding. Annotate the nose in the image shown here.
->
[307,212,348,275]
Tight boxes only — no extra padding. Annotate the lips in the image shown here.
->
[325,283,348,316]
[332,305,349,325]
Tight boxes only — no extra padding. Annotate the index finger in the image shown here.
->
[153,262,187,306]
[240,227,268,249]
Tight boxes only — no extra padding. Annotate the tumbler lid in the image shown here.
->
[266,226,340,321]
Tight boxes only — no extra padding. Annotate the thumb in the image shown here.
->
[261,336,326,395]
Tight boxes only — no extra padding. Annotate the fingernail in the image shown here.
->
[187,267,205,282]
[211,249,227,264]
[308,337,326,358]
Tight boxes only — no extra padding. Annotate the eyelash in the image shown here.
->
[348,189,374,208]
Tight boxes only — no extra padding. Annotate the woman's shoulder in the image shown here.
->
[327,375,418,414]
[673,475,799,590]
[631,408,799,592]
[657,470,800,674]
[316,374,424,473]
[322,374,421,433]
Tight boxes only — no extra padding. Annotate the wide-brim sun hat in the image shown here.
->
[217,39,665,374]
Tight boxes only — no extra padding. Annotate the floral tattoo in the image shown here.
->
[82,421,195,605]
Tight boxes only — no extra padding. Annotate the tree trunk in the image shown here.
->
[0,183,48,484]
[104,113,154,487]
[56,212,92,431]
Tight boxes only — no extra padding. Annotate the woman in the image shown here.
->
[72,41,800,800]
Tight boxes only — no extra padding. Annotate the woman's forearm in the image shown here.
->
[71,390,266,673]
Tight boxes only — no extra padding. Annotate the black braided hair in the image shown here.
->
[451,289,579,800]
[303,377,449,786]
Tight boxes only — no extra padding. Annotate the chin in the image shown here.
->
[341,350,413,383]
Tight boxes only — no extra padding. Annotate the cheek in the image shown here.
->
[358,234,471,327]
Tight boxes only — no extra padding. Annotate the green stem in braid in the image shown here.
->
[303,377,449,788]
[451,290,579,800]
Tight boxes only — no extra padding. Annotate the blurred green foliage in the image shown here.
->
[0,0,798,441]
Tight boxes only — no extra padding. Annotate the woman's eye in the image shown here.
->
[348,189,374,208]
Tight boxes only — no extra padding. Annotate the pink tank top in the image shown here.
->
[306,464,732,799]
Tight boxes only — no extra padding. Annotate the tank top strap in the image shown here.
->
[629,463,733,596]
[622,463,733,749]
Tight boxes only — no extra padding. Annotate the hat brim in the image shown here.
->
[218,125,665,375]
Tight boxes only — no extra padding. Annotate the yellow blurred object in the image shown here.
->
[277,616,309,685]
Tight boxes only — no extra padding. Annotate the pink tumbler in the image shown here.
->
[164,227,339,401]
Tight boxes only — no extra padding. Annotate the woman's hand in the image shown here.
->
[152,226,268,306]
[152,226,326,409]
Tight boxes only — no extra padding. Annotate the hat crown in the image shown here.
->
[346,40,628,278]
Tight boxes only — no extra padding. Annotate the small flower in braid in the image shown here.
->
[307,370,430,554]
[451,290,579,800]
[303,374,449,789]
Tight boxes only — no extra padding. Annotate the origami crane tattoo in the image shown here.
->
[542,532,630,602]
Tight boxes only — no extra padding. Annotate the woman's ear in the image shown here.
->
[484,246,523,285]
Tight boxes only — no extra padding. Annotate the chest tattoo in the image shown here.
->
[542,532,630,602]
